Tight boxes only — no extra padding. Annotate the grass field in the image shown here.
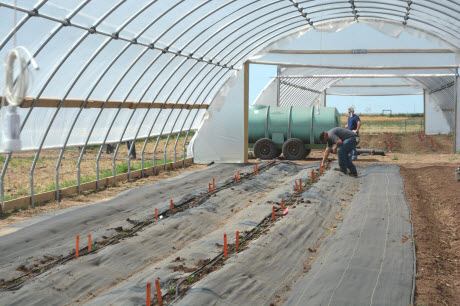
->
[340,114,424,134]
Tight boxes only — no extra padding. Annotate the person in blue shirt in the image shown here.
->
[345,106,361,160]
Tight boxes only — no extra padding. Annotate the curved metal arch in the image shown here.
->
[148,65,228,173]
[74,0,186,192]
[223,19,308,66]
[176,0,283,54]
[27,0,125,207]
[0,2,234,70]
[299,0,460,34]
[360,13,460,44]
[180,69,236,165]
[53,0,164,200]
[185,0,289,56]
[133,60,206,176]
[108,54,179,183]
[209,12,304,63]
[166,0,237,49]
[0,0,48,51]
[0,0,92,211]
[171,67,227,165]
[151,0,207,45]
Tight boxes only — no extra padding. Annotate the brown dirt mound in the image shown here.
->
[358,133,453,154]
[400,165,460,306]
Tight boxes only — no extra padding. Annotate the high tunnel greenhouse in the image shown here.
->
[0,1,460,305]
[0,1,459,209]
[0,0,460,210]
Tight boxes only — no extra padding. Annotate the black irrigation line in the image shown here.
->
[0,160,277,293]
[168,161,332,305]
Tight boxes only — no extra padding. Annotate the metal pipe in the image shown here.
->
[98,51,163,186]
[111,54,176,183]
[0,0,48,51]
[77,0,186,191]
[171,68,224,166]
[181,71,234,166]
[0,1,234,71]
[126,1,239,175]
[54,0,135,200]
[26,2,92,208]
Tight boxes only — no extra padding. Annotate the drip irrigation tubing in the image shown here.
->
[0,161,277,292]
[169,161,331,304]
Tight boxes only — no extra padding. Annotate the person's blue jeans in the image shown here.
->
[338,137,358,173]
[126,141,136,158]
[350,147,358,160]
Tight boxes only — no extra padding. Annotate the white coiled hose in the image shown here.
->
[2,46,39,151]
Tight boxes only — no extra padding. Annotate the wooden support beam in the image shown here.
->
[1,97,209,110]
[244,62,249,163]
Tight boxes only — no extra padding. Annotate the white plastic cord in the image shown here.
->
[3,46,39,107]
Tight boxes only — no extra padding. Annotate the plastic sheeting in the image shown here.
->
[190,69,244,163]
[0,1,459,157]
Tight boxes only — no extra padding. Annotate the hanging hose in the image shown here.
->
[1,46,39,152]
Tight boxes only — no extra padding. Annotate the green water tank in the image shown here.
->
[248,105,341,160]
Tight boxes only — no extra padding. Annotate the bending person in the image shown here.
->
[319,127,359,177]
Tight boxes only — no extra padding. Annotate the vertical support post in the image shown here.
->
[243,62,249,163]
[455,73,459,153]
[323,90,327,107]
[276,65,280,107]
[423,89,426,134]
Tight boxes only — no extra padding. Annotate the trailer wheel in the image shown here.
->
[254,138,277,160]
[282,138,306,160]
[304,149,311,158]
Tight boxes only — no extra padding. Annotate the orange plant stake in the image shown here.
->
[146,282,151,306]
[224,234,228,258]
[170,199,173,212]
[155,208,158,220]
[213,178,215,192]
[431,139,434,148]
[295,180,299,192]
[237,171,240,182]
[311,170,314,182]
[235,231,239,251]
[299,179,302,192]
[271,206,275,220]
[88,234,91,252]
[155,279,163,306]
[389,132,392,138]
[267,161,270,167]
[281,199,284,210]
[320,164,323,174]
[76,235,79,258]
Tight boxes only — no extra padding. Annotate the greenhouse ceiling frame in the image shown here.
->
[0,0,459,212]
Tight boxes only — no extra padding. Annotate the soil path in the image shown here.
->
[400,165,459,306]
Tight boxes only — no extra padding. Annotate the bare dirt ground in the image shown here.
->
[400,165,459,306]
[2,131,459,305]
[305,133,459,306]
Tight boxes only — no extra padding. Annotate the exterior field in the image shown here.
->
[340,114,424,134]
[0,134,192,204]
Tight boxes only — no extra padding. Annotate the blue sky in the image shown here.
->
[249,63,424,114]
